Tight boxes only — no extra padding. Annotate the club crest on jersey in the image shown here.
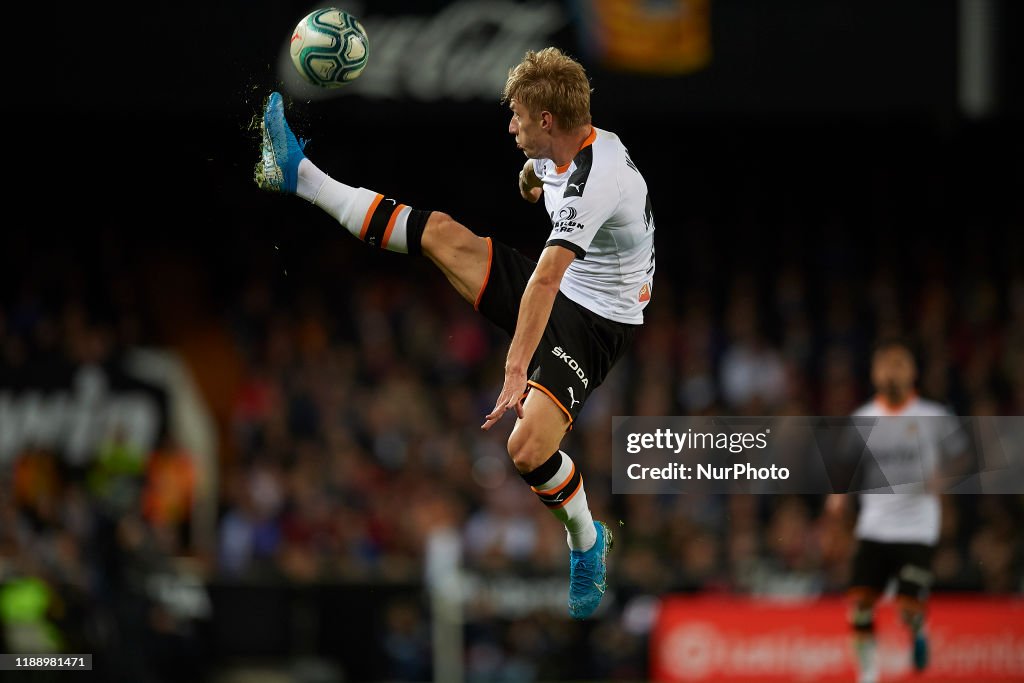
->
[551,346,589,388]
[638,282,651,303]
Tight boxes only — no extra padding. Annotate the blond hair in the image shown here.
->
[502,48,592,130]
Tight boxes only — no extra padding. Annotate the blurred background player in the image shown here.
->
[256,48,655,619]
[828,339,957,683]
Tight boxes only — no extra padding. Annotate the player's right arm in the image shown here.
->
[519,160,542,203]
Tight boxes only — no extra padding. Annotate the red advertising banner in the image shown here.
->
[651,596,1024,682]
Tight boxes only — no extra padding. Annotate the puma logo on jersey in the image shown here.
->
[567,387,580,410]
[551,346,589,388]
[569,181,585,192]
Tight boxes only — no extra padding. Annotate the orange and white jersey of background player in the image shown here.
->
[852,395,958,546]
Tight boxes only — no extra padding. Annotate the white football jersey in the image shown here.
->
[533,127,655,325]
[852,395,956,545]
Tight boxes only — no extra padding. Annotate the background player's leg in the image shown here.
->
[895,546,934,672]
[899,595,929,670]
[507,392,596,552]
[849,589,880,683]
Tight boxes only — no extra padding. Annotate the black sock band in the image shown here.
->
[520,451,562,487]
[850,605,875,633]
[406,209,431,256]
[363,198,398,249]
[535,468,582,508]
[852,621,875,634]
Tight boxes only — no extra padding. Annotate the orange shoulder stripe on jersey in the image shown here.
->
[555,126,597,174]
[358,194,384,241]
[380,204,407,249]
[473,237,494,311]
[531,462,576,495]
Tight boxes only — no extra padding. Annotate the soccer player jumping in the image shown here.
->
[256,48,655,619]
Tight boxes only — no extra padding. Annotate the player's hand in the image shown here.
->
[482,368,528,430]
[519,171,542,203]
[521,185,542,203]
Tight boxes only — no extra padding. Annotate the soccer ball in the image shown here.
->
[289,8,369,88]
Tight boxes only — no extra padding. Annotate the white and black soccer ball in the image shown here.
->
[289,8,369,88]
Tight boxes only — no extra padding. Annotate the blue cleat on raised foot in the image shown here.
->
[256,91,305,193]
[568,521,613,619]
[912,630,929,672]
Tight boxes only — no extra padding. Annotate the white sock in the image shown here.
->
[296,158,418,253]
[854,636,878,683]
[523,451,597,551]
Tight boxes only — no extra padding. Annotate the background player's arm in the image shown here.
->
[482,244,576,429]
[519,160,543,203]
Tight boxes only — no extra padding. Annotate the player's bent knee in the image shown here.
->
[506,427,551,474]
[426,211,455,234]
[424,212,477,254]
[421,212,489,298]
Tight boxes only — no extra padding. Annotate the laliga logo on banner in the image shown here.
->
[660,623,720,679]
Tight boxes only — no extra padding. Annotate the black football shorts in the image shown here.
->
[850,539,936,600]
[475,238,638,428]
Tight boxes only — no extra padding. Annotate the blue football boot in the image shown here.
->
[256,91,305,193]
[568,521,613,619]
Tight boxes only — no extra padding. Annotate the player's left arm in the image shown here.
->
[482,245,575,430]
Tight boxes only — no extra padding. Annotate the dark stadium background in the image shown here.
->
[2,1,1023,682]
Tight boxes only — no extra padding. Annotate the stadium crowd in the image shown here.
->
[2,219,1022,679]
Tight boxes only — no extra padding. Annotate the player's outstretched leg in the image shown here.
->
[509,392,612,619]
[849,592,880,683]
[899,598,929,672]
[256,92,488,303]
